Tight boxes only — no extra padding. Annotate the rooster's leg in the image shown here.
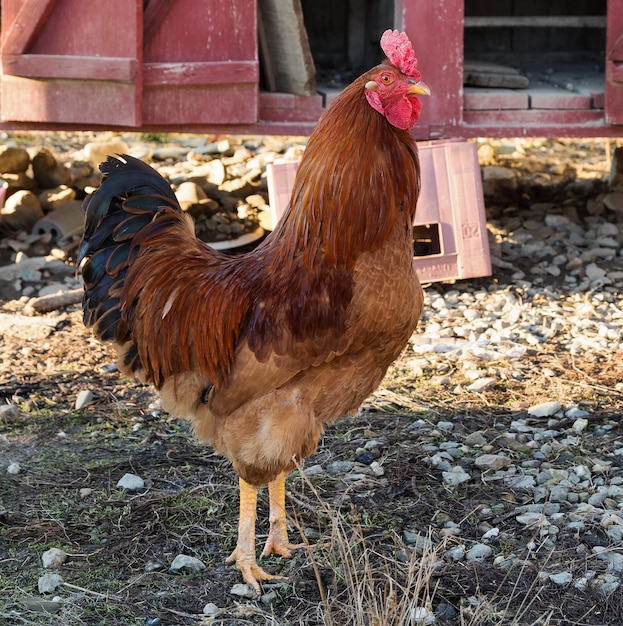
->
[261,471,304,558]
[226,477,285,595]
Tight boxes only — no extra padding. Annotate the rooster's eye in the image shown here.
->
[381,75,392,84]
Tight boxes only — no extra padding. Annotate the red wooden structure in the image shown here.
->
[0,0,621,138]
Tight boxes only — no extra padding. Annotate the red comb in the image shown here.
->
[380,29,421,81]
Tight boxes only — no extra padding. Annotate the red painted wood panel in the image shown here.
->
[142,0,258,125]
[464,89,529,111]
[397,0,464,136]
[1,0,142,126]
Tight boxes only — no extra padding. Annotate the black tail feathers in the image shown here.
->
[79,154,180,342]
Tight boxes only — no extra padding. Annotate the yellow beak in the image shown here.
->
[408,80,431,96]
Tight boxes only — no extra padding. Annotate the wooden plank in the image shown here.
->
[1,76,140,126]
[1,0,57,55]
[464,16,607,28]
[463,109,604,127]
[143,61,258,86]
[257,0,316,96]
[0,0,142,126]
[463,89,529,110]
[531,90,592,110]
[398,0,464,128]
[2,54,138,81]
[143,83,258,125]
[142,0,258,126]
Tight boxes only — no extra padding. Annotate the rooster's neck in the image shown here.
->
[271,78,420,271]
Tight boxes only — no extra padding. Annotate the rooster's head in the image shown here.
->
[364,29,430,131]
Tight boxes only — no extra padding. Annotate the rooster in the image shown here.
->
[79,29,429,594]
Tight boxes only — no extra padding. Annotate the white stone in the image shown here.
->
[42,548,68,569]
[467,377,497,393]
[116,473,145,491]
[467,544,493,561]
[230,583,256,598]
[411,606,436,625]
[169,554,206,574]
[549,571,572,586]
[572,418,589,433]
[7,461,21,475]
[38,573,64,594]
[203,603,220,617]
[442,468,471,486]
[75,389,94,410]
[527,401,562,417]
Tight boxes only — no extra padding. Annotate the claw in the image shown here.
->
[260,520,304,559]
[226,548,286,596]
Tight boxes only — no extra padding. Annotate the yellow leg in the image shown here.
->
[226,477,285,595]
[261,471,304,559]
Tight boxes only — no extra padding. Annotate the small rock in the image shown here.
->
[144,560,166,573]
[230,583,256,599]
[464,431,488,446]
[527,401,562,417]
[169,554,206,574]
[326,460,355,475]
[203,603,220,616]
[369,460,385,477]
[38,573,64,594]
[467,377,497,393]
[0,145,30,173]
[303,464,324,476]
[548,571,572,586]
[32,149,72,187]
[116,473,145,491]
[474,454,511,471]
[572,418,589,433]
[442,467,471,486]
[1,190,44,231]
[446,545,466,561]
[7,461,21,475]
[261,590,279,604]
[75,389,94,410]
[585,263,606,281]
[411,606,436,625]
[84,141,130,168]
[516,512,547,527]
[38,185,76,210]
[467,543,493,561]
[481,527,500,540]
[595,549,623,573]
[42,548,68,569]
[598,574,621,595]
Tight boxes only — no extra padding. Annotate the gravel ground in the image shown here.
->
[1,133,623,625]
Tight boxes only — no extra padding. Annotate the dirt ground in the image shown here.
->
[2,137,623,626]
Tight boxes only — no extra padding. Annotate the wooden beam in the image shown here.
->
[257,0,316,96]
[1,0,58,55]
[464,16,606,29]
[143,61,259,86]
[2,54,138,81]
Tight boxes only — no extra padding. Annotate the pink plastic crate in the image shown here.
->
[266,139,491,283]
